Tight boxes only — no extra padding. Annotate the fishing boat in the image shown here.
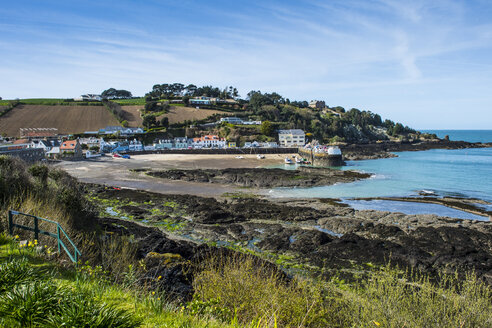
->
[235,155,244,159]
[284,157,294,164]
[257,154,265,159]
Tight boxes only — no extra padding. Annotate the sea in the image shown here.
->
[269,130,492,220]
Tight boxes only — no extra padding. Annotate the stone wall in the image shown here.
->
[0,148,45,163]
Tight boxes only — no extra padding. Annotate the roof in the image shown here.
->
[278,129,305,135]
[13,139,29,144]
[60,140,79,150]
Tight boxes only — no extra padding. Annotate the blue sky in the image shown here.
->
[1,0,492,129]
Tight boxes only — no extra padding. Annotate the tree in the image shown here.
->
[160,117,169,128]
[260,121,273,136]
[185,84,197,96]
[142,115,157,129]
[101,88,132,99]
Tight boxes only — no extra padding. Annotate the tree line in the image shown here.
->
[146,83,239,99]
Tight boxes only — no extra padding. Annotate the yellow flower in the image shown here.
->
[14,235,19,239]
[157,275,162,280]
[157,298,160,300]
[152,291,155,295]
[373,321,381,326]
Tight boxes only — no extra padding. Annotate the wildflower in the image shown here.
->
[14,235,19,239]
[34,239,38,245]
[157,275,162,280]
[373,321,381,326]
[152,291,155,295]
[157,298,160,300]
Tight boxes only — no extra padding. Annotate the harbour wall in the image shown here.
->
[298,148,344,167]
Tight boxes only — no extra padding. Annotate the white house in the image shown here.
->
[74,94,102,101]
[192,135,226,149]
[220,117,243,124]
[128,139,143,152]
[31,139,60,152]
[278,129,306,147]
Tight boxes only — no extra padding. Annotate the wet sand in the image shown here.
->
[55,154,294,196]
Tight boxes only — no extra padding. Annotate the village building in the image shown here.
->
[30,139,61,152]
[309,100,326,110]
[189,97,212,106]
[74,94,102,101]
[20,128,58,138]
[60,139,83,158]
[192,135,226,149]
[278,129,306,147]
[220,117,243,124]
[128,139,143,152]
[98,126,144,136]
[155,139,173,150]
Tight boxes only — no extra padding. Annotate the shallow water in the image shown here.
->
[343,199,488,221]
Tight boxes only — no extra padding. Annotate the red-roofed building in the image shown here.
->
[60,139,82,158]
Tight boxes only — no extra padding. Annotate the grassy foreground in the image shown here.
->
[0,235,236,328]
[0,233,490,328]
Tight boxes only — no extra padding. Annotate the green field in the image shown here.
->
[14,98,103,106]
[112,98,147,105]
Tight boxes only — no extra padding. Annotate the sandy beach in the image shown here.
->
[55,153,295,196]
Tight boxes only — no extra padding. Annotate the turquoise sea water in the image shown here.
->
[269,130,492,220]
[421,129,492,143]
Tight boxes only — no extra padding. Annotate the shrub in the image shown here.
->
[349,265,492,327]
[193,252,351,327]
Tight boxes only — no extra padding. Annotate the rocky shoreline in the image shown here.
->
[144,167,371,188]
[341,140,491,160]
[87,185,492,287]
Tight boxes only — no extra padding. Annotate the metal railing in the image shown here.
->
[8,210,81,263]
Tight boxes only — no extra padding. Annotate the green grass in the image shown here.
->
[0,236,237,328]
[17,98,103,106]
[112,98,147,106]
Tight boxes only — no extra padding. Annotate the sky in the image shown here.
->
[1,0,492,129]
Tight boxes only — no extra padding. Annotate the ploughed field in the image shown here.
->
[0,105,120,136]
[157,106,227,124]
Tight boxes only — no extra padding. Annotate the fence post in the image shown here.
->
[57,225,61,253]
[34,216,39,240]
[8,210,13,235]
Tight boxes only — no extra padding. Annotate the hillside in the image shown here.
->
[0,105,120,136]
[158,106,227,124]
[119,105,144,127]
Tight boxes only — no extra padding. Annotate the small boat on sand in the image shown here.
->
[257,154,265,159]
[284,157,294,164]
